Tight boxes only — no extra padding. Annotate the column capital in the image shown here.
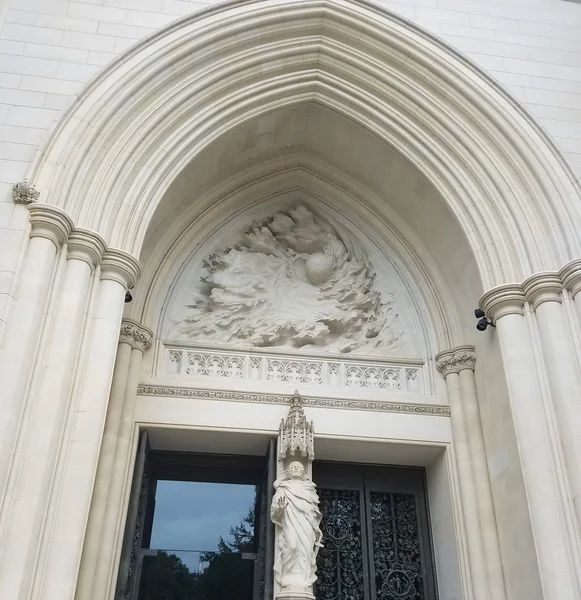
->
[28,204,74,247]
[101,249,142,288]
[12,179,39,205]
[67,229,107,268]
[119,319,153,352]
[435,345,476,377]
[522,272,562,311]
[559,259,581,299]
[479,284,525,321]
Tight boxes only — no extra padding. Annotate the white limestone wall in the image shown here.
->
[1,0,581,342]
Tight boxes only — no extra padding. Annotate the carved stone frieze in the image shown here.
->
[12,179,40,204]
[120,320,153,352]
[136,385,450,416]
[435,346,476,377]
[166,347,424,393]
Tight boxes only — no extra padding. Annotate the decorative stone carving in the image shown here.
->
[278,391,314,462]
[271,461,323,598]
[272,393,322,599]
[170,206,411,355]
[136,386,452,416]
[435,346,476,377]
[165,347,424,393]
[120,320,153,352]
[12,179,39,204]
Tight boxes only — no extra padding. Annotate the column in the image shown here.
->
[0,229,106,600]
[33,249,141,600]
[0,204,73,514]
[76,320,152,600]
[480,284,580,599]
[456,351,507,600]
[524,273,581,551]
[436,348,489,600]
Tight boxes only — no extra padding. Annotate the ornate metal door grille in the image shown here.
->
[369,492,423,600]
[316,489,366,600]
[314,464,436,600]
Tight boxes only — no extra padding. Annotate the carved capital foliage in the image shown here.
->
[479,284,525,321]
[120,319,153,352]
[435,345,476,377]
[12,180,39,204]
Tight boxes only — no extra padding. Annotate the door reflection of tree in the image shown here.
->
[140,509,255,600]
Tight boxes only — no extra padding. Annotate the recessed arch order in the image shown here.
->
[30,0,581,294]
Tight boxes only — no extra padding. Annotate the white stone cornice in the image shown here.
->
[559,259,581,299]
[100,249,142,288]
[67,229,107,269]
[435,345,476,377]
[522,272,563,311]
[27,204,74,247]
[119,319,153,352]
[479,284,525,321]
[12,180,39,205]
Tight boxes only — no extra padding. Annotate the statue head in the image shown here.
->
[287,461,306,480]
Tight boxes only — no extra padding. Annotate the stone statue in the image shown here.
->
[270,461,323,596]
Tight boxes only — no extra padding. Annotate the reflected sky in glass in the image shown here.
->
[149,481,257,552]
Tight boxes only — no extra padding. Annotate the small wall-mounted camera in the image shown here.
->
[125,289,133,303]
[474,308,495,331]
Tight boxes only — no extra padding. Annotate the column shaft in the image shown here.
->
[445,371,489,600]
[76,325,150,600]
[494,311,579,598]
[458,367,506,600]
[32,250,140,600]
[534,299,581,539]
[94,344,146,600]
[0,254,96,600]
[0,225,68,504]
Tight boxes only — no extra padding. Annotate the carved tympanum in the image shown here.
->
[170,206,409,355]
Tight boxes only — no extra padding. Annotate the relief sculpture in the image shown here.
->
[170,206,411,355]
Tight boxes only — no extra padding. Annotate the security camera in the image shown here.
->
[476,317,489,331]
[474,308,495,331]
[125,291,133,303]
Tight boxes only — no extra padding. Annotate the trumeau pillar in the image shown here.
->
[0,229,106,600]
[271,392,322,600]
[480,284,581,599]
[435,348,490,600]
[0,204,73,509]
[77,320,152,600]
[35,250,141,600]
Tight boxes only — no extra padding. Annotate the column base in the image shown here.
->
[276,585,315,600]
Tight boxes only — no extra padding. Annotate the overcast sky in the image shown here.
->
[149,480,256,554]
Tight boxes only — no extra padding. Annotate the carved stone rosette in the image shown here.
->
[12,180,40,204]
[119,320,153,352]
[278,391,315,463]
[435,346,476,377]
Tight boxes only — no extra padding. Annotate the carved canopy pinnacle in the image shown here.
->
[435,346,476,377]
[279,391,315,462]
[13,180,40,204]
[119,319,153,352]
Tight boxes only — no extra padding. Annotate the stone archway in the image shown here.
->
[1,1,581,600]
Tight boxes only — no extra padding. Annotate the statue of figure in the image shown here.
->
[270,461,323,593]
